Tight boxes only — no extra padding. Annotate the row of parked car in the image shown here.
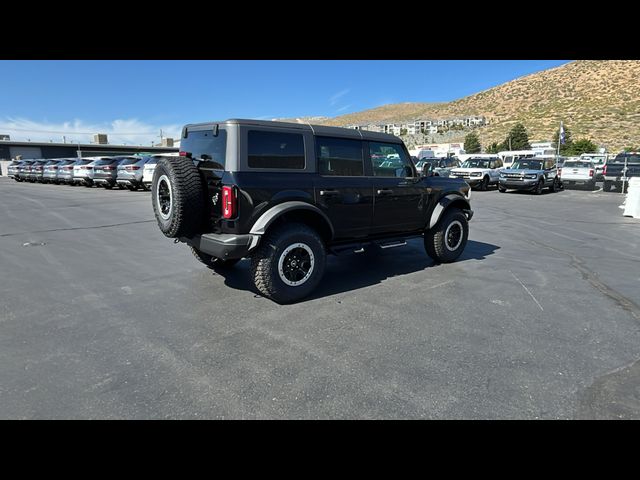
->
[7,154,178,190]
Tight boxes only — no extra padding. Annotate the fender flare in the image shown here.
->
[428,194,471,229]
[249,201,335,239]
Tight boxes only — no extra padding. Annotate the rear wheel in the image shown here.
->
[190,247,240,270]
[498,185,507,193]
[103,183,112,189]
[250,223,326,304]
[480,176,489,191]
[425,209,469,264]
[603,181,612,192]
[550,177,560,192]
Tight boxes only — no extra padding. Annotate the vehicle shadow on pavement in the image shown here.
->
[217,239,500,302]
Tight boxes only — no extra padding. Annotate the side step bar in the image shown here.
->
[329,237,414,256]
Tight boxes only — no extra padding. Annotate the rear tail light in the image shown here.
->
[558,167,562,176]
[589,169,594,177]
[603,165,607,175]
[179,151,191,158]
[104,166,114,170]
[222,186,237,219]
[52,166,58,170]
[125,166,141,171]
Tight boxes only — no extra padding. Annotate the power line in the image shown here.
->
[0,126,169,136]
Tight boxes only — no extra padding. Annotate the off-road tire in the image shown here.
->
[425,208,469,264]
[250,223,326,304]
[190,246,240,270]
[533,179,544,195]
[152,157,205,238]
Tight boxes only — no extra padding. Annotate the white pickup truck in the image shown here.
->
[559,159,596,189]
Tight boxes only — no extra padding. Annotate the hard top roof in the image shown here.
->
[183,119,403,143]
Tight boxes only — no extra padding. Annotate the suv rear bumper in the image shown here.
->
[181,233,261,260]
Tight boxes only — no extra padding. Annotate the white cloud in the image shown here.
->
[329,89,350,106]
[0,117,182,146]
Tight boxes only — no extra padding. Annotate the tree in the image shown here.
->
[503,123,530,150]
[485,142,500,154]
[569,139,598,156]
[464,132,481,153]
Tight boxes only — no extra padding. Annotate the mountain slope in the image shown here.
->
[320,60,640,150]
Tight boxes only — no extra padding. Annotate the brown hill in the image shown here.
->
[319,60,640,151]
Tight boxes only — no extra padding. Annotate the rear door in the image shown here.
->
[313,136,373,240]
[368,141,425,235]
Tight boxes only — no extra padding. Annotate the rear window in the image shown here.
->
[118,158,141,166]
[182,128,227,169]
[612,154,640,163]
[146,158,159,165]
[94,158,118,165]
[76,159,92,165]
[564,161,593,168]
[248,130,305,169]
[317,136,363,176]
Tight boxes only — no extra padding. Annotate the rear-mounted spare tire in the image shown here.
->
[152,157,205,238]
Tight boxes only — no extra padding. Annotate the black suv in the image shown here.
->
[151,119,473,303]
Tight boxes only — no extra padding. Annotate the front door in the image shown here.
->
[368,141,426,235]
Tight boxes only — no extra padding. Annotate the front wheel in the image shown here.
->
[498,185,507,193]
[550,177,560,192]
[424,209,469,264]
[533,179,544,195]
[479,176,489,191]
[250,223,326,304]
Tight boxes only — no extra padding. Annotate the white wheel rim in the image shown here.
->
[444,220,464,252]
[278,242,315,287]
[156,174,173,220]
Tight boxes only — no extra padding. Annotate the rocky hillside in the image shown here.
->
[319,60,640,151]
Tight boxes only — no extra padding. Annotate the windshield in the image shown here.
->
[511,160,543,170]
[461,159,491,169]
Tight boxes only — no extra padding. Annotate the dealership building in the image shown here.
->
[0,135,179,176]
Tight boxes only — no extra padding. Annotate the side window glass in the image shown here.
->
[369,142,413,178]
[316,137,364,176]
[248,130,305,169]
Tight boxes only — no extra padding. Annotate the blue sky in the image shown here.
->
[0,60,569,144]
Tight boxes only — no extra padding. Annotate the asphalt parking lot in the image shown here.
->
[1,177,639,419]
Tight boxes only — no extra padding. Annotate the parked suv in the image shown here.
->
[7,160,22,180]
[142,154,178,190]
[56,159,78,184]
[450,156,503,191]
[415,157,460,178]
[151,119,473,303]
[42,159,63,183]
[15,160,34,182]
[73,158,97,186]
[29,160,48,182]
[116,156,149,190]
[603,152,640,193]
[92,157,125,188]
[498,157,560,194]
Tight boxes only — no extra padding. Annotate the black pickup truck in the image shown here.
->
[603,152,640,192]
[151,119,473,303]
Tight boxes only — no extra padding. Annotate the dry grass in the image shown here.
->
[319,61,640,151]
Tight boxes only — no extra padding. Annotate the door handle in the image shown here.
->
[376,189,393,195]
[320,189,339,196]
